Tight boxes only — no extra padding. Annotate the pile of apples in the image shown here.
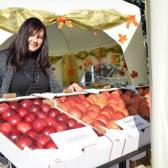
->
[0,99,84,150]
[55,87,150,132]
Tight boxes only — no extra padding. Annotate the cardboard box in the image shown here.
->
[114,114,150,156]
[39,88,150,160]
[0,96,114,168]
[0,126,112,168]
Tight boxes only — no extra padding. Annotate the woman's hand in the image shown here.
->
[63,83,83,93]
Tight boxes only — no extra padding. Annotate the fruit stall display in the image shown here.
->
[0,98,88,150]
[55,87,150,133]
[0,87,150,168]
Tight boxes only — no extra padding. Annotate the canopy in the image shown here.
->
[0,0,148,86]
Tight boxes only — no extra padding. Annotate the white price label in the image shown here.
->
[50,127,97,149]
[84,89,100,94]
[115,115,150,131]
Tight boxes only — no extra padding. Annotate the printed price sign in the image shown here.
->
[115,114,150,131]
[50,127,98,149]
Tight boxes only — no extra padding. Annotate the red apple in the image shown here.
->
[58,102,72,112]
[100,91,111,99]
[26,129,38,139]
[88,104,101,113]
[112,111,125,120]
[44,140,58,149]
[19,99,32,109]
[2,108,16,120]
[15,135,33,150]
[59,96,67,103]
[82,99,91,108]
[56,114,69,122]
[32,118,48,132]
[0,122,12,136]
[87,94,98,104]
[87,110,99,119]
[17,107,28,118]
[42,126,56,135]
[100,105,115,119]
[32,99,42,106]
[95,114,110,125]
[106,120,121,129]
[9,101,19,110]
[92,120,106,135]
[66,118,78,128]
[73,103,87,114]
[0,103,10,113]
[75,123,85,128]
[48,108,60,118]
[78,94,86,101]
[69,107,83,119]
[8,129,21,142]
[29,105,41,113]
[7,114,21,126]
[41,103,51,114]
[55,121,69,132]
[46,117,59,128]
[35,133,50,149]
[81,114,94,124]
[121,95,132,106]
[24,112,37,123]
[37,112,47,119]
[17,122,32,134]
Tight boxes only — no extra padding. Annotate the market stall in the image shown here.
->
[0,0,150,167]
[0,0,148,87]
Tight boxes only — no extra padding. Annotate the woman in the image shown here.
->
[0,16,83,168]
[0,17,63,97]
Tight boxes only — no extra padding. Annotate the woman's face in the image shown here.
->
[28,29,44,53]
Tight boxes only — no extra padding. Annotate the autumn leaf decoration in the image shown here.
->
[119,69,125,76]
[130,70,138,78]
[49,16,72,29]
[126,15,138,29]
[118,34,127,44]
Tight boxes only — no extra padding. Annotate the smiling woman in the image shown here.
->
[0,17,64,97]
[28,29,44,53]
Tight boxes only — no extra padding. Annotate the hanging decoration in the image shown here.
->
[118,34,127,44]
[50,16,73,29]
[130,70,138,78]
[0,7,127,33]
[126,15,138,28]
[62,55,79,85]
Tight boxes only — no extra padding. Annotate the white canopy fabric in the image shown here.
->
[0,0,141,52]
[0,23,117,56]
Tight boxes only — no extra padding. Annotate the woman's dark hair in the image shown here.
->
[7,17,49,71]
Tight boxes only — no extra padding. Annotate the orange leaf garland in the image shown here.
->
[130,70,138,78]
[118,34,127,44]
[56,16,73,29]
[126,15,138,28]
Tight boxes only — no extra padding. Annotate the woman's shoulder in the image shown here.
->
[0,49,9,61]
